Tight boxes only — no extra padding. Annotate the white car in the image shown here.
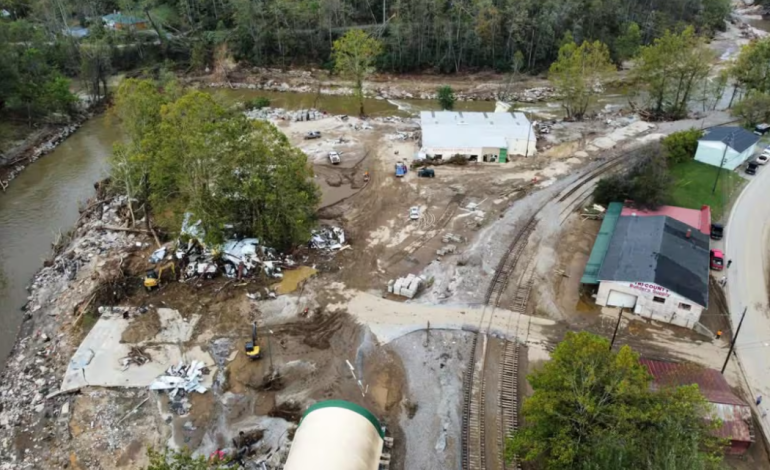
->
[328,151,341,165]
[409,206,420,220]
[757,152,770,165]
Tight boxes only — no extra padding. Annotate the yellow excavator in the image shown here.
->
[245,322,262,360]
[144,262,177,290]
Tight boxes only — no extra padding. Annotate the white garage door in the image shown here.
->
[607,290,638,308]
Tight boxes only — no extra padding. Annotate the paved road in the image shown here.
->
[725,163,770,435]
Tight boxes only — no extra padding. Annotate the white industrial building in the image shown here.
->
[594,215,709,329]
[418,111,536,162]
[284,400,384,470]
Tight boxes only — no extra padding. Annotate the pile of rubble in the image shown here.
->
[244,107,327,122]
[388,274,424,299]
[309,226,346,250]
[149,360,209,416]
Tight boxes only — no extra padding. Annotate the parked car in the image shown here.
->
[758,152,770,165]
[304,131,321,140]
[418,167,435,178]
[328,151,341,165]
[746,161,759,175]
[755,123,770,135]
[710,223,724,240]
[409,206,420,220]
[710,249,724,271]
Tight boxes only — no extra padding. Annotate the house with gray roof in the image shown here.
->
[594,214,709,329]
[418,111,536,162]
[694,126,760,171]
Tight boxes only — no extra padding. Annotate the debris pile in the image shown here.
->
[150,360,209,416]
[388,274,424,299]
[436,245,457,256]
[244,107,326,122]
[582,204,606,220]
[122,346,152,369]
[309,226,346,250]
[442,233,463,244]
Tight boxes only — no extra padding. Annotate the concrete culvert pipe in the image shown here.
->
[283,400,384,470]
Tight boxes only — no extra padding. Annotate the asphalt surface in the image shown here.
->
[725,161,770,435]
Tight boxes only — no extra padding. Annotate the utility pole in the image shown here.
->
[610,308,624,350]
[712,131,736,195]
[721,307,747,374]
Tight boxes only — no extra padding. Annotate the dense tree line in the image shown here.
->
[2,0,731,75]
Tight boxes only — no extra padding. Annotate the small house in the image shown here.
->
[102,12,148,31]
[694,126,760,170]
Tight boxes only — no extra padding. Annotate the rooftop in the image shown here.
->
[102,12,146,24]
[640,359,752,444]
[420,111,533,150]
[598,215,709,307]
[699,126,760,153]
[581,202,623,284]
[620,203,711,235]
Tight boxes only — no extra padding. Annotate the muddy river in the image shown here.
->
[0,87,631,364]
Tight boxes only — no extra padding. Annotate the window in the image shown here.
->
[678,302,691,311]
[653,296,666,304]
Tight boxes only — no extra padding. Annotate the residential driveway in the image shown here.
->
[725,162,770,434]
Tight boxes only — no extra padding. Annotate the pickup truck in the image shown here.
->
[305,131,321,140]
[328,151,341,165]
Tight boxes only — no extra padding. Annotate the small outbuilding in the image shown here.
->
[694,126,760,170]
[640,359,754,455]
[102,12,148,30]
[284,400,384,470]
[419,111,536,162]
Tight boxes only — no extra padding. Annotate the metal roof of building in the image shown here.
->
[640,359,753,443]
[621,203,711,235]
[581,202,623,284]
[598,215,709,307]
[699,126,760,153]
[420,111,532,150]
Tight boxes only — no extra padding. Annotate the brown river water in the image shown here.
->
[0,88,632,364]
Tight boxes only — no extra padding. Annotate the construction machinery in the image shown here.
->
[245,322,262,360]
[144,261,177,290]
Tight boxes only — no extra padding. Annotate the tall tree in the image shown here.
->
[631,27,714,120]
[731,91,770,128]
[506,332,723,470]
[614,22,642,63]
[332,29,382,116]
[80,41,112,104]
[549,37,614,120]
[731,37,770,95]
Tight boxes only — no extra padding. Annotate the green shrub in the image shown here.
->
[661,128,703,165]
[246,96,271,109]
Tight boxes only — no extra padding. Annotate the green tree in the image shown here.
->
[437,85,456,110]
[614,22,642,62]
[506,332,723,470]
[145,447,229,469]
[731,37,770,94]
[332,29,382,116]
[7,47,77,124]
[549,37,615,120]
[731,91,770,128]
[111,82,320,249]
[80,41,112,103]
[662,128,703,165]
[593,144,673,209]
[632,27,714,120]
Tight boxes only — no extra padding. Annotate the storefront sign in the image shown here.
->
[628,282,670,297]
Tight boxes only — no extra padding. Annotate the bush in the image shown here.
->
[245,96,271,109]
[593,144,672,209]
[661,128,703,165]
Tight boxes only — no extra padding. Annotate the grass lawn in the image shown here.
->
[669,160,745,221]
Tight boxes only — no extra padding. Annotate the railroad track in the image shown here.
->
[460,118,743,470]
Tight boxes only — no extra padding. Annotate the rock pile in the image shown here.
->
[244,107,326,122]
[1,123,82,188]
